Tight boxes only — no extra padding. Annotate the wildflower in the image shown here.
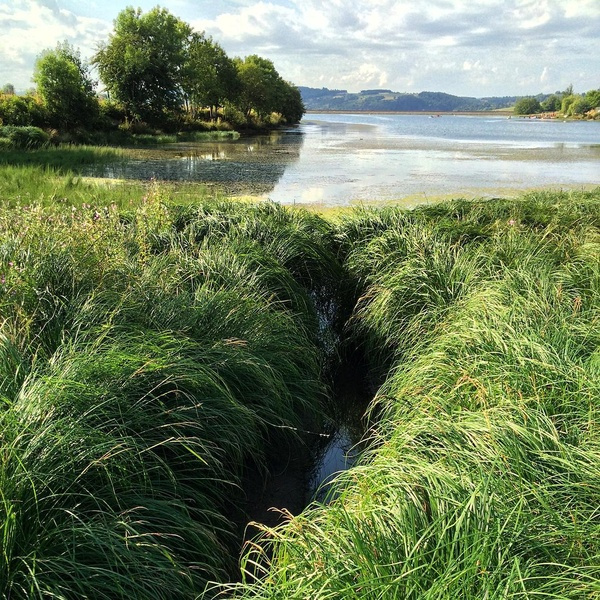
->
[508,219,516,226]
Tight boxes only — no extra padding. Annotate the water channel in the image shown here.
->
[87,113,600,206]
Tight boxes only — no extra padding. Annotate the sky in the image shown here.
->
[1,0,599,97]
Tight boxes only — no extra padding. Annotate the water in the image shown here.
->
[87,114,600,206]
[309,426,359,501]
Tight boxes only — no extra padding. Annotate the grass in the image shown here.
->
[0,145,124,171]
[220,188,600,599]
[0,176,343,598]
[1,167,599,599]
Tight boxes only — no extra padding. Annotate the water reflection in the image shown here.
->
[86,128,306,196]
[86,115,600,205]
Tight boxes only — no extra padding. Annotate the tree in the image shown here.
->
[513,97,541,115]
[1,83,15,95]
[235,55,284,120]
[561,94,577,115]
[33,42,98,129]
[540,94,561,112]
[278,81,305,123]
[0,94,48,127]
[183,34,240,119]
[93,7,192,126]
[567,96,592,116]
[585,89,600,110]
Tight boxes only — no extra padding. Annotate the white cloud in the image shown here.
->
[540,66,550,84]
[341,64,389,89]
[0,1,109,90]
[1,0,599,96]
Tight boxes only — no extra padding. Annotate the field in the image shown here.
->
[1,163,599,598]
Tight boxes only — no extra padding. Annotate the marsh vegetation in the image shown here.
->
[1,164,599,598]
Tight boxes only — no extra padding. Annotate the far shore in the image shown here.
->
[305,109,514,117]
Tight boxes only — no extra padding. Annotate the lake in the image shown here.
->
[89,113,600,206]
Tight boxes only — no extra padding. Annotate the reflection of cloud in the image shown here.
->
[300,187,325,204]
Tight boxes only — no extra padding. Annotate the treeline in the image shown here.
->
[0,6,304,139]
[299,86,520,112]
[301,85,600,117]
[514,85,600,118]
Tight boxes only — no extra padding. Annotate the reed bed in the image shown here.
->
[223,188,600,599]
[1,172,600,599]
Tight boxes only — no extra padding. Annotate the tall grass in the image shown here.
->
[0,180,343,597]
[223,188,600,599]
[2,175,599,598]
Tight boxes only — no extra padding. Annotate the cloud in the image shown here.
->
[0,1,109,89]
[341,64,389,89]
[1,0,598,96]
[190,0,598,95]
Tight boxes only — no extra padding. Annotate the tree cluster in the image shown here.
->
[0,6,304,134]
[514,85,600,117]
[91,6,304,128]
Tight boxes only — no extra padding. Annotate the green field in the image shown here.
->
[1,164,599,598]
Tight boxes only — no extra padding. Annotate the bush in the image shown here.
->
[0,94,48,127]
[0,125,50,149]
[514,96,541,115]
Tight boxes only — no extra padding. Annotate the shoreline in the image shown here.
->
[306,109,513,117]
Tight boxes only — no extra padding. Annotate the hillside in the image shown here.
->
[299,86,524,112]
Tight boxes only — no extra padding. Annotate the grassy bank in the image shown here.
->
[0,179,343,598]
[1,168,599,598]
[223,188,600,599]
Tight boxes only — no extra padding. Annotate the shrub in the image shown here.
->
[0,125,50,149]
[0,94,48,127]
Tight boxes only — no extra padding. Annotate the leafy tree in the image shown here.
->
[278,81,305,123]
[183,34,240,120]
[540,94,561,112]
[0,94,47,126]
[561,94,577,115]
[513,97,541,115]
[93,7,192,126]
[1,83,15,95]
[567,96,592,116]
[33,42,98,129]
[235,55,285,120]
[585,89,600,110]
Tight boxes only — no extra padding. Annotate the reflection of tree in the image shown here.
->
[91,128,305,196]
[179,129,304,195]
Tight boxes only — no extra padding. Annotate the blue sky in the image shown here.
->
[1,0,599,97]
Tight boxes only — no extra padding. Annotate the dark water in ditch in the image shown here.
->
[87,113,600,206]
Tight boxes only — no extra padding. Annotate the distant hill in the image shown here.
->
[299,86,533,112]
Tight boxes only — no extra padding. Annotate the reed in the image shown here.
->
[0,181,341,597]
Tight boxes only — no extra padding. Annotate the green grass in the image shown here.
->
[0,177,343,597]
[1,169,600,599]
[221,188,600,600]
[0,145,124,171]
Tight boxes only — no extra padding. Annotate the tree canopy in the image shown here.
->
[513,96,541,115]
[93,7,193,125]
[33,41,98,129]
[183,34,240,119]
[92,6,304,128]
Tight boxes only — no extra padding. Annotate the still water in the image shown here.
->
[89,113,600,206]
